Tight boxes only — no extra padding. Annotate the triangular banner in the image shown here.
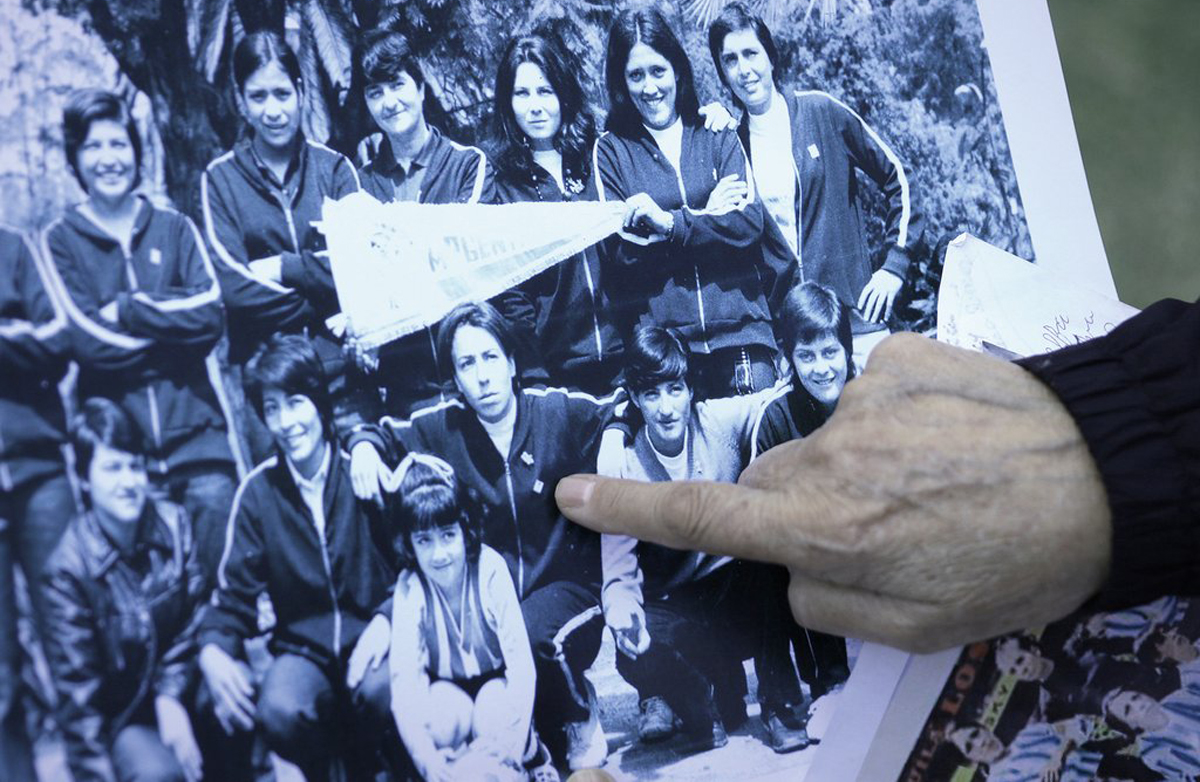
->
[318,192,627,350]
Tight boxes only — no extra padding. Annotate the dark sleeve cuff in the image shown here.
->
[1015,298,1200,611]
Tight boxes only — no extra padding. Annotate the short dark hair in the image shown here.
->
[245,333,335,443]
[707,2,782,111]
[355,27,425,90]
[490,30,596,185]
[779,282,855,376]
[390,459,484,571]
[624,324,692,395]
[436,301,519,380]
[62,89,143,193]
[233,30,303,93]
[71,397,146,480]
[604,9,701,134]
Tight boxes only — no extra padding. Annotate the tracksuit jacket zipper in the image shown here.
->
[314,514,343,657]
[663,140,710,353]
[503,461,522,596]
[121,244,167,475]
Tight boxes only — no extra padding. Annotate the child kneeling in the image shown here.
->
[388,454,556,781]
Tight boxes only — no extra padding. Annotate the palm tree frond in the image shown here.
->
[304,0,355,93]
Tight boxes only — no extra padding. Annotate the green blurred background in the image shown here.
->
[1048,0,1200,307]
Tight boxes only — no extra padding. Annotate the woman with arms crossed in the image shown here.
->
[593,9,794,399]
[708,3,924,368]
[201,31,378,461]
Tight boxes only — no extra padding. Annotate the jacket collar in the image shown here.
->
[63,196,153,248]
[454,389,535,475]
[632,413,697,483]
[373,127,442,180]
[80,504,174,576]
[232,136,309,198]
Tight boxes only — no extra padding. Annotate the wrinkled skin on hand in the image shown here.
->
[556,334,1112,652]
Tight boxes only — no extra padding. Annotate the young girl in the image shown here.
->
[387,454,551,781]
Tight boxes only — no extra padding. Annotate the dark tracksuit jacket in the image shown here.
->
[349,387,618,598]
[199,449,395,668]
[40,200,238,478]
[592,122,794,356]
[200,138,361,371]
[359,129,494,414]
[494,165,625,394]
[1,225,69,494]
[737,90,924,334]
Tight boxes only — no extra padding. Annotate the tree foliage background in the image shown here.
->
[5,0,1032,334]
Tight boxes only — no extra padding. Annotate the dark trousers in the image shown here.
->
[522,581,605,758]
[618,562,798,730]
[0,471,76,782]
[256,652,393,782]
[110,684,254,782]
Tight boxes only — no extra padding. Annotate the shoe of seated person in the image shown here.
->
[762,709,811,754]
[676,717,729,755]
[565,711,608,771]
[638,696,680,743]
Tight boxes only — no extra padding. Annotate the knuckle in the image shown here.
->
[653,483,714,547]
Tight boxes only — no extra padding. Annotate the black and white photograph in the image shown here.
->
[0,0,1073,780]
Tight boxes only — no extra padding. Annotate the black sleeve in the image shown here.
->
[1015,298,1200,610]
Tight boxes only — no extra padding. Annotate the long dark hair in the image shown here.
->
[233,30,303,94]
[491,31,596,185]
[604,9,700,135]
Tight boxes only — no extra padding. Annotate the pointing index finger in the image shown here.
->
[555,474,854,576]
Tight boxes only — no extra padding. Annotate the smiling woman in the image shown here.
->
[593,8,795,400]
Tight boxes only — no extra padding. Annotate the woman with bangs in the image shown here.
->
[488,29,624,395]
[387,455,549,781]
[593,8,794,399]
[750,282,853,708]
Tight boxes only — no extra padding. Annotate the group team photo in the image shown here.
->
[0,0,1031,779]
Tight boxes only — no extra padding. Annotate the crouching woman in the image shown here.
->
[42,397,251,782]
[388,455,550,782]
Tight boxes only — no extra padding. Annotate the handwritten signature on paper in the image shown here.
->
[1042,311,1116,351]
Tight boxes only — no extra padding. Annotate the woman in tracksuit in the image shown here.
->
[489,31,624,396]
[0,225,75,782]
[708,3,924,369]
[349,301,624,771]
[41,89,239,578]
[201,31,379,462]
[592,9,795,399]
[198,334,397,782]
[353,28,502,417]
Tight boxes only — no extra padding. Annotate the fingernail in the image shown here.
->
[556,475,595,510]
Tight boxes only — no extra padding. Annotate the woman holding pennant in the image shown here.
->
[201,31,380,463]
[592,8,795,399]
[488,30,625,396]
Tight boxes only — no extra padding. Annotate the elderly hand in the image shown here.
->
[556,334,1112,652]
